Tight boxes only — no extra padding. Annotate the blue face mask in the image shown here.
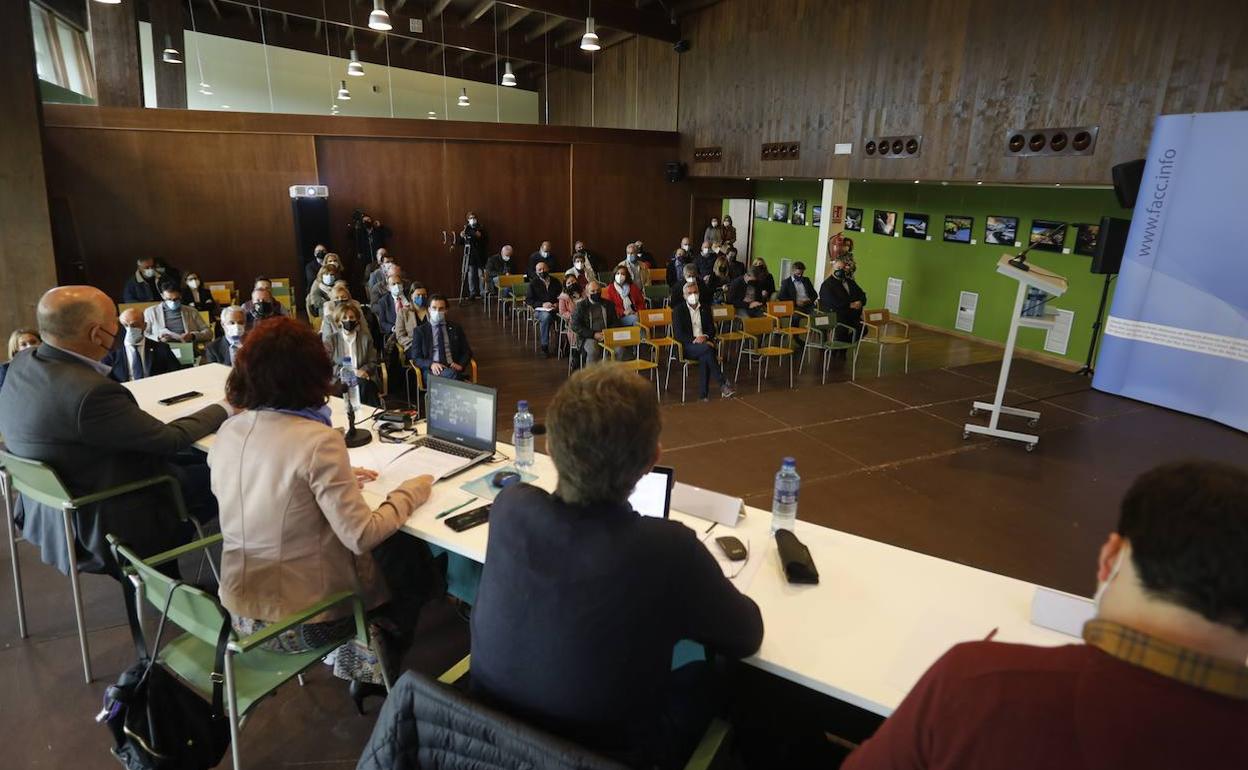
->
[413,295,426,307]
[163,299,180,311]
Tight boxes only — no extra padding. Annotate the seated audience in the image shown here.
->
[181,272,217,315]
[153,258,182,288]
[558,277,583,362]
[306,256,345,318]
[721,215,738,247]
[121,256,161,303]
[471,365,763,768]
[319,281,354,339]
[363,247,389,290]
[572,240,598,276]
[708,257,731,303]
[778,260,817,313]
[326,301,382,407]
[564,252,595,289]
[570,281,620,364]
[485,244,516,295]
[407,295,473,382]
[204,306,247,366]
[618,242,650,288]
[210,316,437,712]
[528,261,562,358]
[0,286,226,577]
[370,268,410,338]
[105,307,182,381]
[695,241,717,280]
[144,281,212,344]
[368,254,400,305]
[526,241,557,281]
[673,283,735,401]
[727,268,767,319]
[606,265,644,326]
[634,239,655,267]
[304,243,330,293]
[844,460,1248,770]
[393,282,429,352]
[750,259,776,300]
[0,328,40,392]
[666,248,691,290]
[724,247,745,280]
[682,264,713,307]
[243,282,284,328]
[818,257,867,354]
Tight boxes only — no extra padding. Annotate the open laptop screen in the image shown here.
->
[426,377,497,452]
[628,466,674,519]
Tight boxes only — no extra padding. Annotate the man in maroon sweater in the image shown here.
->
[843,460,1248,770]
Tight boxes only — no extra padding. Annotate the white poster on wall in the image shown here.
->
[1044,309,1076,355]
[885,277,903,314]
[955,291,978,333]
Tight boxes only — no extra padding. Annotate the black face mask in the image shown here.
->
[833,269,846,280]
[254,300,274,317]
[342,319,359,332]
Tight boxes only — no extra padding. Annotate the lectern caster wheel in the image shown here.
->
[962,430,970,440]
[1028,418,1039,427]
[968,408,978,416]
[1026,442,1037,453]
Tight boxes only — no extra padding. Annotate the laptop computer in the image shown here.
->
[628,466,674,519]
[408,377,498,477]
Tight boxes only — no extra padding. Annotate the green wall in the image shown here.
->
[744,181,1129,362]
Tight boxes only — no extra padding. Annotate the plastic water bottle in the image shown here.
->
[513,400,535,472]
[771,457,800,532]
[340,355,362,412]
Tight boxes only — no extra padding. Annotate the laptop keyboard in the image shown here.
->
[412,436,484,460]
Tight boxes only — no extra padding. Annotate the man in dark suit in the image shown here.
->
[204,305,246,366]
[725,268,767,318]
[778,260,817,313]
[819,257,868,352]
[484,244,516,296]
[0,286,228,577]
[458,212,488,299]
[121,256,161,303]
[407,294,473,381]
[370,268,409,337]
[471,365,762,768]
[525,240,557,282]
[527,261,562,357]
[102,307,182,382]
[672,282,735,401]
[570,281,620,364]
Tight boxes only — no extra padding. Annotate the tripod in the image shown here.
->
[1077,272,1116,376]
[457,242,472,307]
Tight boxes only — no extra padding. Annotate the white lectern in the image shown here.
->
[963,255,1068,451]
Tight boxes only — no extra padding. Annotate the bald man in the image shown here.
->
[101,307,181,383]
[0,286,228,577]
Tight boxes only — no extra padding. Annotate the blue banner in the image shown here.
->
[1093,111,1248,432]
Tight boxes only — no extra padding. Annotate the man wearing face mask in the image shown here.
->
[695,241,717,281]
[485,244,516,297]
[368,253,399,304]
[672,283,735,401]
[702,217,723,246]
[122,257,162,303]
[305,243,330,295]
[634,240,655,267]
[408,295,473,381]
[371,269,410,338]
[570,281,621,365]
[0,286,229,578]
[306,259,343,319]
[844,460,1248,770]
[244,287,281,328]
[204,306,247,366]
[393,282,430,352]
[527,240,558,282]
[572,240,597,273]
[618,243,650,287]
[104,307,182,381]
[527,261,562,358]
[666,248,691,290]
[818,257,867,354]
[144,282,212,345]
[778,261,817,313]
[726,267,767,319]
[459,213,489,300]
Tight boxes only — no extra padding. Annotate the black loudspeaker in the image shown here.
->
[1092,216,1130,275]
[665,161,687,183]
[1111,159,1145,209]
[291,193,330,295]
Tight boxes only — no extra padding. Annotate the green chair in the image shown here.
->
[1,450,207,684]
[643,283,671,308]
[506,283,531,335]
[799,310,859,383]
[110,534,376,770]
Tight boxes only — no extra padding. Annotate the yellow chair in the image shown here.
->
[598,326,661,401]
[856,308,911,378]
[494,274,526,322]
[206,281,235,306]
[711,304,749,359]
[406,359,479,417]
[117,301,158,317]
[638,307,678,386]
[269,278,293,313]
[766,300,811,346]
[735,315,795,392]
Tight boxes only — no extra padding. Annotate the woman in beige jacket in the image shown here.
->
[208,316,435,712]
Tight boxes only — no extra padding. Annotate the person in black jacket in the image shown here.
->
[777,261,817,313]
[203,306,246,366]
[103,307,183,381]
[484,244,516,296]
[569,282,620,364]
[407,295,473,381]
[725,268,767,319]
[818,257,867,353]
[459,212,488,299]
[181,271,218,315]
[470,365,762,769]
[749,259,776,301]
[526,241,558,282]
[672,283,735,401]
[121,257,162,303]
[665,248,691,290]
[527,261,562,357]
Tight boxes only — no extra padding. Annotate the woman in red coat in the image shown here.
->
[604,265,645,326]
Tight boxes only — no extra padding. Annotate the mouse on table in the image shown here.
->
[490,470,521,489]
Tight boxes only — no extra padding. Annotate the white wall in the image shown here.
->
[139,23,538,123]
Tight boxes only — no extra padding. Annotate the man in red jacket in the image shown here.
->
[843,460,1248,770]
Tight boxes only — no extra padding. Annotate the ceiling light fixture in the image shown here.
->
[501,61,517,87]
[162,34,182,64]
[457,87,470,107]
[580,17,601,51]
[368,0,391,31]
[337,80,351,100]
[348,49,365,77]
[92,0,120,5]
[198,82,213,95]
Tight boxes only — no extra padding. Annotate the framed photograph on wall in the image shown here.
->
[1029,219,1068,252]
[1073,222,1100,256]
[812,205,822,226]
[943,215,973,243]
[791,199,807,225]
[985,215,1019,245]
[753,200,770,220]
[771,201,788,222]
[844,207,863,231]
[873,209,897,236]
[902,212,929,240]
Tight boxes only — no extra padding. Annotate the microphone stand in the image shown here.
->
[1006,224,1065,272]
[342,385,372,448]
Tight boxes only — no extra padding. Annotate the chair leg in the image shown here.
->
[4,473,27,639]
[904,344,910,373]
[789,354,794,388]
[372,632,394,693]
[63,507,92,684]
[189,519,221,584]
[225,653,243,770]
[878,344,883,378]
[756,358,763,393]
[297,674,306,687]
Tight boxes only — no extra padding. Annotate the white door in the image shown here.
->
[726,199,753,259]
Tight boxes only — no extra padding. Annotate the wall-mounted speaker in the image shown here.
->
[1004,126,1099,157]
[693,147,723,163]
[1091,216,1130,275]
[1111,159,1145,209]
[665,161,687,183]
[862,134,921,159]
[760,142,800,161]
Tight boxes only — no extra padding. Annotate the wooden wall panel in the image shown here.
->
[315,137,572,297]
[542,37,679,131]
[87,0,143,108]
[41,128,318,300]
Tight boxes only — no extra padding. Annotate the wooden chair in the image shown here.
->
[598,326,661,401]
[766,300,811,346]
[735,315,795,392]
[637,307,678,386]
[799,310,859,383]
[857,308,911,378]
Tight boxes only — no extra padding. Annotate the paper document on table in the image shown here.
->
[348,441,416,472]
[367,446,470,493]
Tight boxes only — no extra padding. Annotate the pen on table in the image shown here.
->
[984,627,999,642]
[436,500,472,520]
[701,522,718,541]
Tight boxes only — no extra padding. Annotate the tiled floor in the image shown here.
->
[3,304,1245,768]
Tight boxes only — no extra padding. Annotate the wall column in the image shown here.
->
[814,179,850,285]
[149,0,187,109]
[89,0,143,107]
[0,0,58,333]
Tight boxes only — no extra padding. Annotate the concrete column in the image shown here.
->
[814,179,850,285]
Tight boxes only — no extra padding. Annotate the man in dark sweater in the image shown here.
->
[818,257,867,354]
[843,460,1248,770]
[526,260,562,357]
[471,365,763,769]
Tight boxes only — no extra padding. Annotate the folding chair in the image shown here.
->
[507,284,531,336]
[405,359,479,418]
[766,301,811,347]
[206,281,235,306]
[735,315,795,392]
[495,274,525,322]
[711,304,749,360]
[643,283,671,308]
[856,308,911,378]
[638,307,679,387]
[599,326,661,401]
[799,310,859,383]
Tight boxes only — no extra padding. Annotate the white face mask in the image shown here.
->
[711,221,719,227]
[141,268,156,278]
[224,323,245,338]
[389,284,403,296]
[429,309,445,324]
[681,243,690,252]
[186,280,200,289]
[541,249,550,257]
[702,249,710,256]
[468,218,478,226]
[685,276,696,284]
[615,274,626,285]
[1093,549,1127,614]
[322,274,336,286]
[124,326,144,345]
[163,299,180,310]
[502,254,510,261]
[686,294,699,307]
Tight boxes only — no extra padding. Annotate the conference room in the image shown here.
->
[2,1,1246,768]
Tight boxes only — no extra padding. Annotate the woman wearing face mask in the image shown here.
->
[326,302,381,407]
[702,217,724,246]
[320,282,354,340]
[564,254,595,289]
[725,247,745,280]
[181,273,218,315]
[0,328,41,392]
[720,216,737,248]
[605,266,645,327]
[306,262,343,319]
[751,260,776,301]
[709,256,731,304]
[392,282,430,354]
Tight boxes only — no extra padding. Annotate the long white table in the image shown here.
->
[128,365,1079,717]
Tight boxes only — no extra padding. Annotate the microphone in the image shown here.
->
[1007,224,1064,272]
[337,381,372,448]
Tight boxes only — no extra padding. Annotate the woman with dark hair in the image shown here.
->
[208,316,436,713]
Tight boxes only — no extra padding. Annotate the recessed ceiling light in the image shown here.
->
[913,179,920,184]
[745,177,751,181]
[1055,183,1061,187]
[976,180,983,185]
[779,177,784,181]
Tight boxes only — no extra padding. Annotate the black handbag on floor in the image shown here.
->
[97,580,233,770]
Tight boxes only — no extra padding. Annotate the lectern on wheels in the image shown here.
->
[963,255,1068,452]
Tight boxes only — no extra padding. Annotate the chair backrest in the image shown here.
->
[168,342,196,367]
[741,315,776,338]
[198,309,212,327]
[809,310,835,331]
[711,304,734,323]
[638,307,671,332]
[511,283,530,299]
[499,274,525,289]
[206,280,235,305]
[0,450,72,508]
[863,308,891,325]
[118,301,158,317]
[644,284,670,301]
[112,538,231,645]
[767,300,794,318]
[602,325,641,348]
